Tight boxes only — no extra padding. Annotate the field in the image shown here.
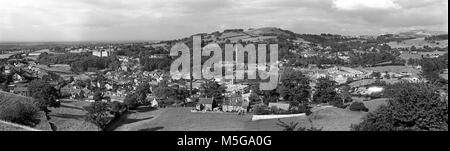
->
[36,64,72,74]
[387,38,448,48]
[0,54,14,59]
[359,65,420,75]
[111,106,369,131]
[39,99,98,131]
[348,79,400,88]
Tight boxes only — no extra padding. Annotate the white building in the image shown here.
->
[92,49,113,57]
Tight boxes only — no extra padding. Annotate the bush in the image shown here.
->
[349,102,369,112]
[84,102,112,131]
[253,104,271,115]
[0,102,41,127]
[351,83,448,131]
[289,104,312,115]
[110,102,126,117]
[270,106,280,114]
[329,99,344,108]
[124,94,139,110]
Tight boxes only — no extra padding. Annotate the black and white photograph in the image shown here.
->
[0,0,448,135]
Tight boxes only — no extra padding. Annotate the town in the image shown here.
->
[1,27,447,131]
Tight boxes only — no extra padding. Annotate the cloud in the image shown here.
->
[0,0,447,41]
[332,0,401,10]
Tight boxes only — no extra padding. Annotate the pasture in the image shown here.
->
[111,106,369,131]
[387,38,448,48]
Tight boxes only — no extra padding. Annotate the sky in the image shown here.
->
[0,0,448,42]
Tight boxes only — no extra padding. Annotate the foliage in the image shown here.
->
[109,101,127,117]
[135,82,151,104]
[199,80,226,103]
[352,82,448,131]
[37,52,120,73]
[84,101,112,131]
[152,80,175,100]
[28,79,60,111]
[348,50,404,67]
[349,102,369,112]
[252,104,271,115]
[93,91,104,102]
[313,77,343,108]
[276,68,311,104]
[277,119,322,131]
[0,102,41,127]
[124,94,139,110]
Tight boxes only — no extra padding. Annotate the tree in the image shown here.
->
[199,80,226,103]
[0,102,40,127]
[313,77,343,108]
[339,85,353,104]
[93,91,104,102]
[276,68,311,106]
[276,119,322,131]
[124,94,139,110]
[371,72,381,79]
[152,80,175,100]
[352,82,448,131]
[171,85,190,104]
[28,80,60,113]
[135,83,151,104]
[84,101,111,131]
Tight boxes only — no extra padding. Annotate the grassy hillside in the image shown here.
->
[388,38,448,48]
[1,91,97,131]
[0,91,50,130]
[112,107,367,131]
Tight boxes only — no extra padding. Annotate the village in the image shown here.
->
[1,27,448,131]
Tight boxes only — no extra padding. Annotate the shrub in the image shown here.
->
[253,104,271,115]
[351,105,395,131]
[329,98,344,108]
[270,106,280,114]
[351,83,448,131]
[349,102,369,112]
[290,104,312,115]
[84,101,112,131]
[124,94,139,110]
[0,102,41,127]
[110,102,126,117]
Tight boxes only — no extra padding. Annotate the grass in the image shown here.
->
[111,107,368,131]
[41,99,98,131]
[359,66,420,75]
[387,38,448,49]
[0,121,29,131]
[348,79,400,88]
[0,91,51,131]
[363,98,388,112]
[35,64,73,74]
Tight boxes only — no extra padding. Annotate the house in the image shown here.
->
[197,98,214,111]
[92,49,113,57]
[268,102,290,111]
[151,98,159,108]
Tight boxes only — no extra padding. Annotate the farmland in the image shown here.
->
[387,38,448,49]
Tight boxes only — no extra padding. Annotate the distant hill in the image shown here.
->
[245,27,295,37]
[394,29,448,39]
